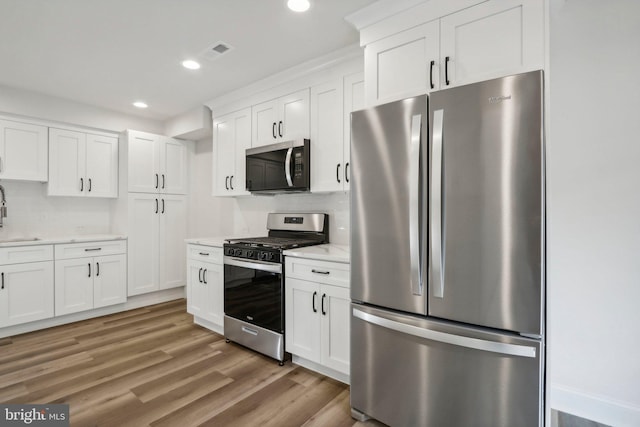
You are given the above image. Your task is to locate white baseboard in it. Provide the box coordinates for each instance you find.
[0,287,185,338]
[193,316,223,335]
[550,383,640,427]
[291,355,350,385]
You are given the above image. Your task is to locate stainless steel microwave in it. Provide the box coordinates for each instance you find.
[246,139,310,193]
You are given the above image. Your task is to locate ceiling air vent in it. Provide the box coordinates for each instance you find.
[201,41,234,61]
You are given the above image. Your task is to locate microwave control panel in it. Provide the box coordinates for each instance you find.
[294,151,303,179]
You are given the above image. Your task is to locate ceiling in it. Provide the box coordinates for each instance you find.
[0,0,375,122]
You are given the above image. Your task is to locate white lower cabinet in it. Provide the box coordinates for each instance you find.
[54,240,127,316]
[285,257,350,382]
[0,255,54,328]
[186,245,224,333]
[128,193,187,296]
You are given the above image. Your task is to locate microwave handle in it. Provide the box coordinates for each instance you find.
[285,147,294,187]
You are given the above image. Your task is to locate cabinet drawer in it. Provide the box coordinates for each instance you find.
[0,245,54,265]
[285,257,350,288]
[55,240,126,259]
[187,244,223,264]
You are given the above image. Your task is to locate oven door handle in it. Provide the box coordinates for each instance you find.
[224,256,282,274]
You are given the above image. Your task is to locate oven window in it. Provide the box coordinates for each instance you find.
[224,264,283,333]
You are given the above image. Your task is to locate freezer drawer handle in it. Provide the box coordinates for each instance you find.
[431,109,444,298]
[352,308,536,358]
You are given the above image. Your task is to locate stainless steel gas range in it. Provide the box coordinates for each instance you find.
[223,213,329,364]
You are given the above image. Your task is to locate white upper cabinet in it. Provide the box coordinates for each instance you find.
[310,79,344,193]
[252,89,309,147]
[343,71,365,192]
[127,130,188,195]
[363,0,544,106]
[0,119,48,182]
[213,108,251,196]
[48,128,118,198]
[310,71,364,193]
[365,21,439,106]
[439,0,544,88]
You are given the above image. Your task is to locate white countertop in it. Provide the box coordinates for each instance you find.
[0,234,127,248]
[283,244,350,263]
[184,237,227,248]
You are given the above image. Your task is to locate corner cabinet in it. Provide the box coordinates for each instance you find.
[310,71,364,193]
[126,130,188,195]
[186,244,224,334]
[213,108,251,196]
[252,89,310,147]
[54,240,127,316]
[48,128,119,198]
[364,0,544,106]
[0,119,48,182]
[127,193,187,296]
[285,256,350,383]
[0,245,54,328]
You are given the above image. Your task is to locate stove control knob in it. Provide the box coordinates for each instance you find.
[268,253,275,261]
[226,248,234,256]
[259,252,268,260]
[246,250,254,258]
[234,249,243,257]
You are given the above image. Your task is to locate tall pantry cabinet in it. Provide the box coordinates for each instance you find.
[112,130,190,297]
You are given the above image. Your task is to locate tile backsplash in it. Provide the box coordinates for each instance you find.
[0,181,111,239]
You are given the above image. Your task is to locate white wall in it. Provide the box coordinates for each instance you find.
[0,84,163,134]
[547,1,640,425]
[189,139,350,244]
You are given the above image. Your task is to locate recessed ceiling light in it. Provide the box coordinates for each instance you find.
[287,0,310,12]
[133,101,148,109]
[182,59,201,70]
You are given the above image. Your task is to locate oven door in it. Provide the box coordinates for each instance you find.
[223,257,283,333]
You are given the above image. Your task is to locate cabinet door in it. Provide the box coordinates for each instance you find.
[54,258,94,316]
[231,108,252,196]
[0,261,54,327]
[0,120,48,181]
[364,21,439,106]
[440,0,544,87]
[85,134,118,198]
[128,131,161,193]
[127,193,160,296]
[187,260,205,316]
[343,71,365,191]
[310,80,344,193]
[285,278,320,363]
[48,128,86,196]
[160,137,188,195]
[320,284,351,375]
[201,262,224,326]
[212,112,236,196]
[159,195,187,290]
[93,254,126,308]
[252,99,279,147]
[279,89,310,142]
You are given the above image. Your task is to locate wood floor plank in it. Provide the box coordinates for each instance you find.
[0,300,364,427]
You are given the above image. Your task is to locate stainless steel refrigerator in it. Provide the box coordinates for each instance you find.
[350,70,545,427]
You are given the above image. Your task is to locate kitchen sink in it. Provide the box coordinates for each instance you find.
[0,237,41,243]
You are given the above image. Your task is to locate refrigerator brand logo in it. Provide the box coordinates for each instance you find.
[488,95,512,103]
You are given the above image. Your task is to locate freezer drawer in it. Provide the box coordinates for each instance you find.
[351,304,543,427]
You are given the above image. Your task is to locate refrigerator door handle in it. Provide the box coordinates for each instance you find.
[409,114,422,296]
[353,308,536,358]
[431,109,444,298]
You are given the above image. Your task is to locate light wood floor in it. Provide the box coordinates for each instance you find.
[0,299,384,427]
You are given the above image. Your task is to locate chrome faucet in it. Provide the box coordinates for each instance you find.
[0,184,6,227]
